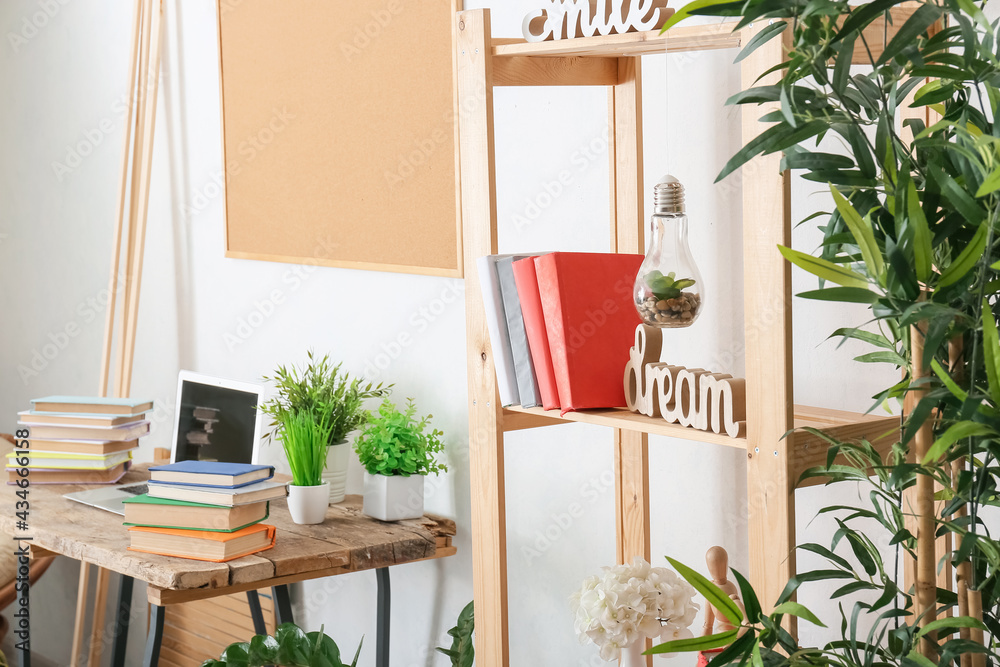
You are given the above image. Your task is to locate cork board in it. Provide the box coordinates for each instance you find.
[217,0,462,277]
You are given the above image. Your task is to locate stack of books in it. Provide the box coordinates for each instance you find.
[11,396,153,484]
[478,252,643,413]
[125,461,286,562]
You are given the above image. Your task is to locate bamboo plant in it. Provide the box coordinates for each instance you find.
[649,0,1000,664]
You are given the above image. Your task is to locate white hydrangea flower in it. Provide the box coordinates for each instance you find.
[570,557,700,662]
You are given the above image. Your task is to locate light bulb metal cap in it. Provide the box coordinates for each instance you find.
[654,176,685,215]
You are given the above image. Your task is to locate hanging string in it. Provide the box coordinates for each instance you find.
[664,36,672,177]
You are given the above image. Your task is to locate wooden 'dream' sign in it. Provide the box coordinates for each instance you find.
[624,325,747,438]
[522,0,671,42]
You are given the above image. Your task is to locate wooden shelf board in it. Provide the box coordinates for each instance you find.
[493,22,742,59]
[491,5,921,63]
[503,404,898,455]
[503,405,746,448]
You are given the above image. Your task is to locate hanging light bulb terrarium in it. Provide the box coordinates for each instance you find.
[633,175,704,328]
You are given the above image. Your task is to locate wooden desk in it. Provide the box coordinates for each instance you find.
[0,465,456,666]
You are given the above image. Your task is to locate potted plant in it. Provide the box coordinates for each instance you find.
[200,622,361,667]
[263,352,388,507]
[354,398,447,521]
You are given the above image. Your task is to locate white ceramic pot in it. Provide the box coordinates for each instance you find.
[287,482,330,524]
[321,440,350,504]
[363,472,424,521]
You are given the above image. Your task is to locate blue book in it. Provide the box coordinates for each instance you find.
[148,461,274,488]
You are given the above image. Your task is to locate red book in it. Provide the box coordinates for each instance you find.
[534,252,643,413]
[512,257,560,411]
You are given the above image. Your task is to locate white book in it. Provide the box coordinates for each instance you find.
[147,479,288,506]
[477,255,520,407]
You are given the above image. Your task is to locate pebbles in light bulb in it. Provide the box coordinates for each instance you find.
[637,293,701,327]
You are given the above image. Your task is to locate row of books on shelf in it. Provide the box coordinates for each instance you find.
[10,395,153,484]
[126,461,286,562]
[477,252,643,413]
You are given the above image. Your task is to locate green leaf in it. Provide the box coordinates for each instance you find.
[777,570,854,604]
[832,33,856,93]
[646,629,739,654]
[772,601,827,627]
[983,298,1000,404]
[930,359,969,401]
[830,327,893,350]
[878,4,944,65]
[778,246,869,288]
[938,223,988,289]
[735,21,786,63]
[905,650,939,667]
[730,568,762,624]
[717,121,827,182]
[667,557,743,625]
[830,185,884,283]
[906,180,933,283]
[797,287,878,303]
[854,351,906,365]
[976,168,1000,198]
[835,0,898,43]
[782,151,854,172]
[927,162,985,225]
[917,616,988,639]
[921,422,995,464]
[659,0,739,33]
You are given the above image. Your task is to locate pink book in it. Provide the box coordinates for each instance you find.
[512,257,560,411]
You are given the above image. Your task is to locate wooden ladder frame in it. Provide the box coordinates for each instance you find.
[457,8,911,666]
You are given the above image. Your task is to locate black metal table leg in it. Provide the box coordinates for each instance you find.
[272,584,294,625]
[143,604,165,667]
[376,568,390,667]
[110,575,134,667]
[246,590,268,635]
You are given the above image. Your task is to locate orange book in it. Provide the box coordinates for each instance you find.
[127,523,276,562]
[534,252,643,413]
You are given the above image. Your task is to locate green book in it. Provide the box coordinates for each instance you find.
[122,494,269,533]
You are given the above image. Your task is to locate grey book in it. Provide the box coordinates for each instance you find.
[497,256,542,409]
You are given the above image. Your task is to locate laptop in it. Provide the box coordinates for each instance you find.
[64,371,265,515]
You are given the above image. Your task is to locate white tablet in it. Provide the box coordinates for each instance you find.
[169,371,264,464]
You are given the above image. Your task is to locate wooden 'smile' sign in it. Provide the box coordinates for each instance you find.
[623,325,747,438]
[522,0,671,42]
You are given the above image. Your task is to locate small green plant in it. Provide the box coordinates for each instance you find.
[354,398,448,476]
[200,623,361,667]
[436,601,474,667]
[262,351,390,447]
[276,409,330,487]
[644,270,696,301]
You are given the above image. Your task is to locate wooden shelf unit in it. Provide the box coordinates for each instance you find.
[457,9,909,666]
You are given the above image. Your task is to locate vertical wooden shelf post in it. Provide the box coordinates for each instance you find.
[739,22,796,618]
[609,57,651,570]
[610,56,651,666]
[457,10,509,667]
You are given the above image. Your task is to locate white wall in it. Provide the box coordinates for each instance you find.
[1,0,913,665]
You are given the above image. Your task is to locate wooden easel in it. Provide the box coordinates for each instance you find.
[70,0,163,664]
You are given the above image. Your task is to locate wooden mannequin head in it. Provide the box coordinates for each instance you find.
[706,546,729,582]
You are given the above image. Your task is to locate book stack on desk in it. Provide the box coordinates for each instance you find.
[10,396,153,484]
[125,461,285,562]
